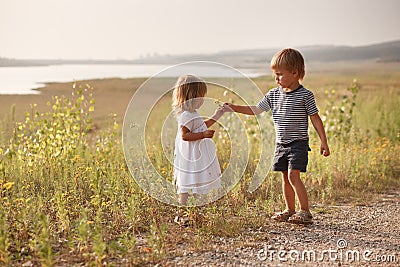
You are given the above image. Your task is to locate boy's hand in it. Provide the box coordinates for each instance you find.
[320,143,330,157]
[222,103,234,112]
[203,129,215,138]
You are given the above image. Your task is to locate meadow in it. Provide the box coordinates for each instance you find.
[0,62,399,266]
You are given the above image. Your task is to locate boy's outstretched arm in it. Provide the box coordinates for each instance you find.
[223,103,264,115]
[310,113,330,157]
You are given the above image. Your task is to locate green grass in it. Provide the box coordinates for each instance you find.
[0,65,399,265]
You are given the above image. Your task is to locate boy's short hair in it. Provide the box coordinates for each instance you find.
[271,48,305,80]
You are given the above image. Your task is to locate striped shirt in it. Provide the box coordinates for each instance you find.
[257,86,318,144]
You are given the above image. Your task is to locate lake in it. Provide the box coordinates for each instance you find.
[0,63,263,94]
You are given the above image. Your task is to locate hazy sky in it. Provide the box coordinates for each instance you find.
[1,0,399,60]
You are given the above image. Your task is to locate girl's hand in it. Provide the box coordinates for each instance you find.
[215,106,225,116]
[209,106,225,122]
[203,129,215,138]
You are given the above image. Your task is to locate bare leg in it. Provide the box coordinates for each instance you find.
[282,171,296,212]
[179,193,189,206]
[287,169,309,211]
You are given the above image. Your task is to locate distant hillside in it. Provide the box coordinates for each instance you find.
[300,40,400,62]
[1,40,399,68]
[132,40,400,67]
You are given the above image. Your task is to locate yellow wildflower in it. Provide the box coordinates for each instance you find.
[3,182,15,190]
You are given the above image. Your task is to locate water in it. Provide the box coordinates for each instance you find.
[0,63,262,95]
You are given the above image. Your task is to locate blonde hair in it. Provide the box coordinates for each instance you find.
[172,75,207,114]
[271,48,305,80]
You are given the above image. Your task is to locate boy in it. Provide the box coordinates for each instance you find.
[223,48,330,224]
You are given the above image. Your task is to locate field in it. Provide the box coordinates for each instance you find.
[0,62,399,266]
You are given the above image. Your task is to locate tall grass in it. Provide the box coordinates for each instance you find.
[310,81,399,201]
[0,78,399,265]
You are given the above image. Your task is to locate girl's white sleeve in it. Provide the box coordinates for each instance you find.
[179,111,195,131]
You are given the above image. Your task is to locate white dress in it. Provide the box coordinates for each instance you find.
[174,110,222,194]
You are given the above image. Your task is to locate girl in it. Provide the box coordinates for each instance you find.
[172,75,224,206]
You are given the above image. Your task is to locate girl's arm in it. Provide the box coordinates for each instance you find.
[223,103,264,115]
[310,113,330,157]
[181,126,214,141]
[204,106,224,128]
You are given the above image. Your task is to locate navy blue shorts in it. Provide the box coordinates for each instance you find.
[272,140,310,172]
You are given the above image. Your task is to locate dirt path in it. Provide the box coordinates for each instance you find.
[163,192,399,266]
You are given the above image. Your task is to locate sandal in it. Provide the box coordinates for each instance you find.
[288,210,313,225]
[271,209,296,222]
[174,211,190,227]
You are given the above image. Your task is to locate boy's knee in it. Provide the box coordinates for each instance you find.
[289,169,301,176]
[288,170,301,183]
